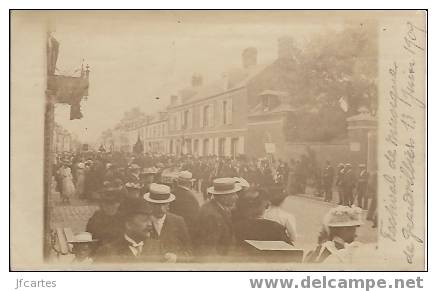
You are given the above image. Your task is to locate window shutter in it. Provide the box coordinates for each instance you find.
[209,103,214,127]
[237,136,245,154]
[227,98,233,125]
[218,100,224,125]
[188,108,192,129]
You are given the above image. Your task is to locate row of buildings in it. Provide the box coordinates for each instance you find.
[53,123,81,154]
[100,36,376,167]
[101,37,300,159]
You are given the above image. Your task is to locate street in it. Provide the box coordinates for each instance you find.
[50,190,377,253]
[282,195,377,250]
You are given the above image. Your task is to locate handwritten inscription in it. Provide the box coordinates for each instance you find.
[381,20,425,265]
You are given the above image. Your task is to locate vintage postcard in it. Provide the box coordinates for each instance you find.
[10,10,427,270]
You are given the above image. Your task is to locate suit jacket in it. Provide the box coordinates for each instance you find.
[195,199,235,258]
[94,236,160,263]
[171,185,200,235]
[323,166,334,186]
[150,212,192,261]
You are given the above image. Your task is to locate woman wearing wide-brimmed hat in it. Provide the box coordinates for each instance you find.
[305,205,365,264]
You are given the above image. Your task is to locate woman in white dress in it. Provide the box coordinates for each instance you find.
[59,161,76,204]
[263,186,298,245]
[75,162,86,199]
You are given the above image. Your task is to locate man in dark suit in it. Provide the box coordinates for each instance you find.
[94,199,160,263]
[171,171,200,237]
[322,160,334,202]
[356,164,369,209]
[125,164,141,183]
[144,183,192,262]
[342,163,356,206]
[195,178,241,260]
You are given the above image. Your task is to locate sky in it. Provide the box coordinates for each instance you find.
[51,11,347,144]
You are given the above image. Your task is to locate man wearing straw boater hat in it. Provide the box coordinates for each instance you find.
[171,171,200,237]
[195,177,242,259]
[144,183,192,262]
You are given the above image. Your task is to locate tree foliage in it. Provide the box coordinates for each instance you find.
[284,21,377,142]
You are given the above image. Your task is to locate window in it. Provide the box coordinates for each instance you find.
[222,100,227,124]
[193,139,199,155]
[183,110,189,129]
[203,105,209,127]
[218,138,226,157]
[231,137,238,158]
[203,139,209,156]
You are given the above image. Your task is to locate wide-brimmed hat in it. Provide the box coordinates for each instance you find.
[323,205,363,228]
[207,178,242,195]
[144,183,175,204]
[68,232,98,244]
[359,164,366,168]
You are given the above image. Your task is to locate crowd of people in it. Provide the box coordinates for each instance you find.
[52,150,378,265]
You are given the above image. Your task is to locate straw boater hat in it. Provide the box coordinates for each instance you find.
[178,171,195,182]
[323,205,363,228]
[125,182,142,189]
[68,232,98,244]
[233,177,250,190]
[144,183,176,204]
[141,167,158,175]
[207,178,242,195]
[129,163,141,170]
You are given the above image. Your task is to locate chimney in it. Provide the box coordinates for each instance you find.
[191,74,203,87]
[278,36,295,60]
[242,47,257,68]
[170,95,179,107]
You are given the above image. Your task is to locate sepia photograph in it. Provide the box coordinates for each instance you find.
[10,10,427,271]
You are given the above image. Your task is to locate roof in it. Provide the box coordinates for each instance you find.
[176,63,269,107]
[249,102,298,117]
